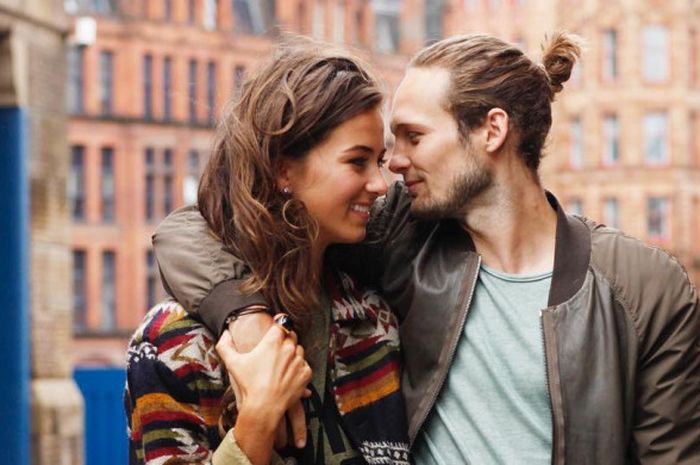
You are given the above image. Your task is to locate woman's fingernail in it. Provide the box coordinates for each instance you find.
[296,438,306,448]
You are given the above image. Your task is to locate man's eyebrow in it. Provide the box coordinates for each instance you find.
[389,122,405,134]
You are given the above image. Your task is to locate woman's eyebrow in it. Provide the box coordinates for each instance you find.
[342,145,374,154]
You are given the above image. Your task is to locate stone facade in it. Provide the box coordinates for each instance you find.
[0,1,83,464]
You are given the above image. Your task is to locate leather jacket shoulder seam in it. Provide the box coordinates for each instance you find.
[589,236,644,344]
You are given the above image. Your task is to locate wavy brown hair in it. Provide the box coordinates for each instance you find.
[198,36,383,331]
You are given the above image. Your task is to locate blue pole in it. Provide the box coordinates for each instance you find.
[0,106,30,465]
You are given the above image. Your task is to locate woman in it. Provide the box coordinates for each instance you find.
[125,37,410,465]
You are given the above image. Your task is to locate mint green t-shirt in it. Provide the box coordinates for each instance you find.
[413,264,553,465]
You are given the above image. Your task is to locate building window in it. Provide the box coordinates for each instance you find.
[93,0,118,16]
[374,0,400,53]
[99,50,114,115]
[204,0,217,29]
[644,111,669,165]
[73,250,87,333]
[570,117,584,168]
[691,28,698,86]
[188,0,196,23]
[602,29,618,82]
[164,0,172,21]
[298,0,307,33]
[333,1,345,43]
[312,0,326,38]
[602,198,619,229]
[643,25,669,82]
[69,145,86,221]
[163,56,172,121]
[233,0,254,32]
[143,54,153,120]
[146,250,157,310]
[67,45,85,113]
[145,148,155,221]
[425,0,443,45]
[353,8,365,45]
[163,149,174,215]
[568,197,583,216]
[207,61,217,124]
[647,196,669,239]
[233,0,267,34]
[602,114,620,165]
[233,64,246,98]
[691,111,698,166]
[101,147,115,222]
[101,250,116,331]
[189,59,198,123]
[184,149,200,204]
[571,60,582,85]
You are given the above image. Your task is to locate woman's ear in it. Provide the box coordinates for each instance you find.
[274,157,292,193]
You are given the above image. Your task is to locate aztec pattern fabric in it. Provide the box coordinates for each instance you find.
[327,270,411,465]
[125,280,410,465]
[125,301,226,465]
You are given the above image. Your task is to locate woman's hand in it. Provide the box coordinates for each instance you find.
[224,312,310,450]
[216,326,312,465]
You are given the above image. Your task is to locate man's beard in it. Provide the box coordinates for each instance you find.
[410,165,493,220]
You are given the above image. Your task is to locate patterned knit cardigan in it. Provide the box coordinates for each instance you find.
[125,276,409,465]
[125,301,227,465]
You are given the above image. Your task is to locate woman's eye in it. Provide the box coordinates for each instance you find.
[350,157,367,167]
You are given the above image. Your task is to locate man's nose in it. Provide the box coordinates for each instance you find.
[389,152,410,174]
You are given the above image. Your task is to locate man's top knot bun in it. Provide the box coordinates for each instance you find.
[541,31,583,96]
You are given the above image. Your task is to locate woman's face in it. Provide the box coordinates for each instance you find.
[280,107,388,249]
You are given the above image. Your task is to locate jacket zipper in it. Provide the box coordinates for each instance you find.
[540,308,564,465]
[409,255,481,446]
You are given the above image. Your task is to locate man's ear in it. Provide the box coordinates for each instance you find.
[483,108,509,154]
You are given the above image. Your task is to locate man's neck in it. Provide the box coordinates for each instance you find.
[460,178,557,276]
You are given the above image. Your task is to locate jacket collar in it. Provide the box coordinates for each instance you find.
[546,191,591,307]
[440,191,591,307]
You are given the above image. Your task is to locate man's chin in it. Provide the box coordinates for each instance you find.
[410,199,445,221]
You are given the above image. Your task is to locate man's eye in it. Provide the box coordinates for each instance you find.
[407,132,421,144]
[378,156,387,167]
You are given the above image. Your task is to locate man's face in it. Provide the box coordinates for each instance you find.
[389,66,492,220]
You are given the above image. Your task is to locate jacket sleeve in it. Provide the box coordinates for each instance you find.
[125,305,286,465]
[631,252,700,464]
[152,205,267,335]
[154,184,416,335]
[213,430,286,465]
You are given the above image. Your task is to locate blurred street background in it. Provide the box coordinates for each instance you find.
[1,0,699,463]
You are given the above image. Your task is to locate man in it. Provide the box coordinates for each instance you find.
[154,32,699,464]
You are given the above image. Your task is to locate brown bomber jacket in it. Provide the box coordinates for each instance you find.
[153,183,700,465]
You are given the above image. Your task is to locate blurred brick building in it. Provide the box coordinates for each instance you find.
[445,0,700,287]
[68,0,700,367]
[1,1,83,464]
[66,0,410,365]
